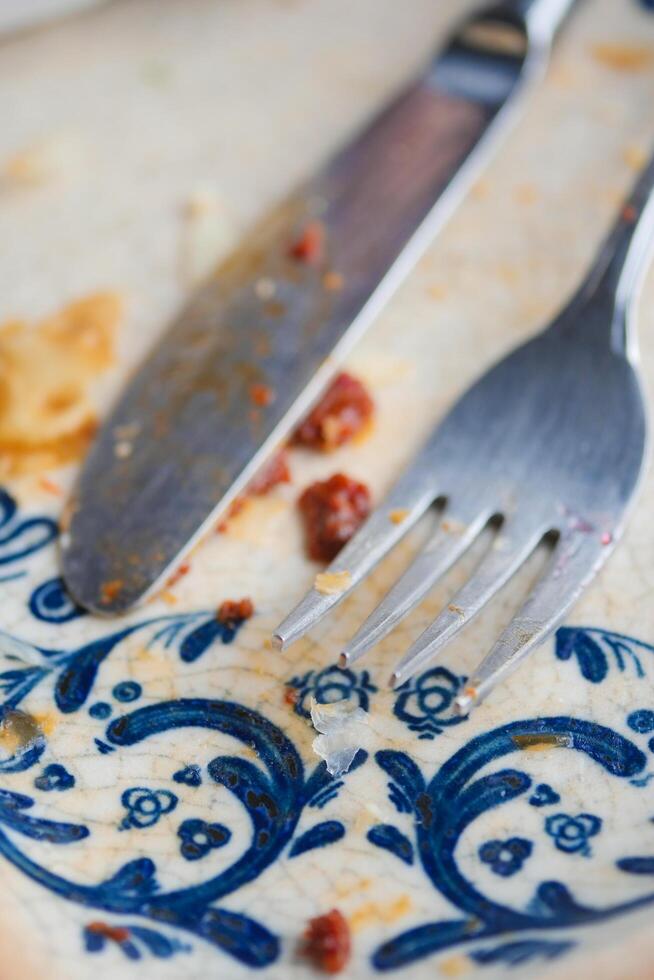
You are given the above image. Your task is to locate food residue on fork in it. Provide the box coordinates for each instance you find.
[389,508,409,525]
[310,697,369,777]
[100,579,124,605]
[293,372,374,451]
[299,908,351,974]
[298,473,371,562]
[217,597,254,628]
[0,292,122,478]
[314,570,352,596]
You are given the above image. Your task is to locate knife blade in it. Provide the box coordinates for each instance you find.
[62,0,577,615]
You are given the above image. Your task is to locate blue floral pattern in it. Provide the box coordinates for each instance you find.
[285,664,377,719]
[393,666,467,739]
[119,788,178,831]
[478,837,533,877]
[545,812,602,857]
[178,819,231,861]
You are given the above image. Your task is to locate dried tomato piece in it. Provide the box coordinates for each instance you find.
[300,909,351,974]
[217,597,254,627]
[293,372,373,451]
[289,221,325,264]
[298,473,371,562]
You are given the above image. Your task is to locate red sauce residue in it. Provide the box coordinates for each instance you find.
[283,686,298,707]
[289,221,325,264]
[166,561,191,588]
[250,382,275,407]
[217,597,254,627]
[86,922,130,943]
[293,373,374,451]
[216,449,290,532]
[623,203,637,223]
[298,473,371,562]
[300,908,351,974]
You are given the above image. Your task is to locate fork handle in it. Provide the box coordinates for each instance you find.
[564,149,654,356]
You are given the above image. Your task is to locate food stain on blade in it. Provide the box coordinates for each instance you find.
[0,292,122,478]
[310,697,370,777]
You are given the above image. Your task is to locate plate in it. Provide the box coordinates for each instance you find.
[1,1,654,978]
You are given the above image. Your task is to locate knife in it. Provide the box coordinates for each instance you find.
[62,0,577,615]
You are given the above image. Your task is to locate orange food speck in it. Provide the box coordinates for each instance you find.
[623,204,637,223]
[38,476,62,495]
[299,908,351,974]
[284,687,298,707]
[590,43,654,73]
[100,579,123,604]
[289,221,325,264]
[166,561,191,588]
[217,597,254,626]
[216,449,290,533]
[323,270,344,292]
[249,383,275,407]
[87,922,130,943]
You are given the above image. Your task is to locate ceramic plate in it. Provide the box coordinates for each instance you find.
[1,1,654,978]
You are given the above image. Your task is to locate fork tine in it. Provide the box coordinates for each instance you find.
[272,470,438,650]
[454,531,608,715]
[340,506,490,667]
[389,518,548,688]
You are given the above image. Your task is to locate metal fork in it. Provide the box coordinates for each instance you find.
[273,150,654,715]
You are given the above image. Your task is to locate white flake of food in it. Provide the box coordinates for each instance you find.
[310,697,369,777]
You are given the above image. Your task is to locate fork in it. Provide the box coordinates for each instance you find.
[273,150,654,715]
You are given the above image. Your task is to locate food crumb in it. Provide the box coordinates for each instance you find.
[284,687,298,707]
[166,561,191,588]
[217,449,290,532]
[114,440,133,459]
[3,132,85,185]
[323,270,344,292]
[514,183,538,205]
[314,570,352,596]
[249,383,275,407]
[86,922,131,944]
[38,476,62,496]
[590,42,654,73]
[389,508,409,525]
[624,144,648,172]
[448,604,465,617]
[299,473,371,562]
[100,580,123,604]
[289,221,325,264]
[299,908,351,974]
[294,373,374,451]
[217,597,254,628]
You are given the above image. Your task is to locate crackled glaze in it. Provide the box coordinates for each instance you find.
[1,1,654,978]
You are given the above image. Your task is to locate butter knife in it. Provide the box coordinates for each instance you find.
[62,0,577,615]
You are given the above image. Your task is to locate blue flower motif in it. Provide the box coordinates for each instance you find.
[113,681,142,703]
[529,783,560,808]
[627,709,654,734]
[286,665,377,719]
[393,667,467,739]
[177,818,231,861]
[173,764,202,787]
[34,763,75,792]
[545,812,602,857]
[478,837,533,877]
[120,788,178,830]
